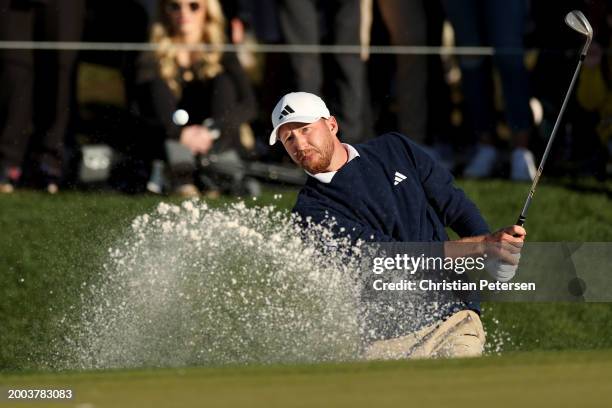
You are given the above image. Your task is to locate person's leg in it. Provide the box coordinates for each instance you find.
[364,310,485,360]
[377,0,427,144]
[277,0,322,93]
[364,326,429,360]
[328,0,365,143]
[0,0,35,188]
[411,310,485,358]
[442,0,498,178]
[484,0,535,181]
[207,72,253,194]
[100,108,168,194]
[424,0,455,170]
[442,0,495,138]
[485,0,532,141]
[208,72,244,153]
[33,0,85,185]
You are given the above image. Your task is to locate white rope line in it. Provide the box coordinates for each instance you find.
[0,41,505,56]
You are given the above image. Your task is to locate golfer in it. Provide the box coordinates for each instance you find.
[270,92,526,360]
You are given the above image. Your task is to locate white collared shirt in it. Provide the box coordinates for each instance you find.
[305,143,360,184]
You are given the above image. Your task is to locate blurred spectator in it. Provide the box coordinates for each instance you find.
[376,0,428,144]
[79,1,151,114]
[529,0,588,176]
[442,0,535,180]
[137,0,159,18]
[236,0,295,162]
[129,0,257,196]
[576,5,612,176]
[245,0,285,113]
[277,0,366,143]
[219,1,259,76]
[0,0,85,193]
[529,0,610,178]
[246,0,282,44]
[220,0,250,44]
[423,0,456,168]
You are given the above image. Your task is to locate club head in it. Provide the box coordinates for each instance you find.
[565,10,593,56]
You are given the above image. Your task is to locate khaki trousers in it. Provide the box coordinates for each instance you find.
[364,310,485,360]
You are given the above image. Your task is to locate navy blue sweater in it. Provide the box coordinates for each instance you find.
[293,133,488,338]
[293,132,490,242]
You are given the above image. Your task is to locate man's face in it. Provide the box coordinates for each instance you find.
[278,118,337,174]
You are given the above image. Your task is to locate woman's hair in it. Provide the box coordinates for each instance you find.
[151,0,226,95]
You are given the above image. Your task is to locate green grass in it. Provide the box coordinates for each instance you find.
[1,350,611,407]
[455,179,612,240]
[1,180,612,373]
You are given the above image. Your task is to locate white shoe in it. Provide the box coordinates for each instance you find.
[511,148,537,181]
[463,144,497,178]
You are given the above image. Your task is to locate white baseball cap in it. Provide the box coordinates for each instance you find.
[269,92,331,145]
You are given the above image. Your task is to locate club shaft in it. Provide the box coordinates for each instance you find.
[516,56,585,227]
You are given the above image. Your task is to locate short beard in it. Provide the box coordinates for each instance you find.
[297,139,333,174]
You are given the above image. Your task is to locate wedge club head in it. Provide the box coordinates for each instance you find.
[565,10,593,57]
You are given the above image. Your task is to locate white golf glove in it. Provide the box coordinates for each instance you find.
[484,253,520,282]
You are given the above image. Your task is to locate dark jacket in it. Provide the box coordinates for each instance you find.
[293,132,490,243]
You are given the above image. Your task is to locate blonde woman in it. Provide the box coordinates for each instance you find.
[132,0,256,195]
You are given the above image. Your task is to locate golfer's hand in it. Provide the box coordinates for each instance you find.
[180,125,214,154]
[483,225,526,282]
[484,226,525,259]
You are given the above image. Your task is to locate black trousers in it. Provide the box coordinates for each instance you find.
[0,0,84,178]
[277,0,365,143]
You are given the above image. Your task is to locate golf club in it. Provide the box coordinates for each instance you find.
[516,10,593,227]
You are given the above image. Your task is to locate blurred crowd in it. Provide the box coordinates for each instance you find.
[0,0,610,196]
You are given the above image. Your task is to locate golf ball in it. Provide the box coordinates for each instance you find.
[172,109,189,126]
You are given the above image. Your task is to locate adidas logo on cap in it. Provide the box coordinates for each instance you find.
[278,104,295,120]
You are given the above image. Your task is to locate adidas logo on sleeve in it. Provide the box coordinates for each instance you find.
[393,171,407,186]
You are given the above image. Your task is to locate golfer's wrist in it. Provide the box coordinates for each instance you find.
[444,240,486,258]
